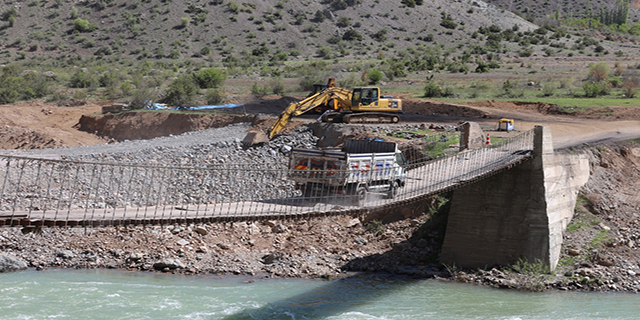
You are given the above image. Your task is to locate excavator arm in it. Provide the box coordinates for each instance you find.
[268,87,352,138]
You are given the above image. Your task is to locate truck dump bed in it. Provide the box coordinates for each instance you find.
[289,139,403,188]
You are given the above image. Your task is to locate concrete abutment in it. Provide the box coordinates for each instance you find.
[441,126,590,271]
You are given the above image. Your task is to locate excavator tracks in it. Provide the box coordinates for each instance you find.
[322,112,400,124]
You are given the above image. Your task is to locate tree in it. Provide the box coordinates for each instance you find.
[193,68,227,89]
[161,75,199,106]
[622,77,639,98]
[588,62,610,83]
[367,69,383,84]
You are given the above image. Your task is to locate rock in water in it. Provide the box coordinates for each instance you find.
[0,254,28,273]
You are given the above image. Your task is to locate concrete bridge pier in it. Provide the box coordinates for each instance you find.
[440,126,590,271]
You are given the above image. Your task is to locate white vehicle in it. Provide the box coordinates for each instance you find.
[289,139,407,205]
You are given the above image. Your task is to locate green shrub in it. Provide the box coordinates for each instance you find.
[588,62,610,82]
[73,18,97,33]
[69,70,95,88]
[582,82,609,97]
[192,67,227,89]
[161,75,199,106]
[440,12,457,29]
[518,48,533,57]
[342,29,363,41]
[120,81,132,96]
[474,61,490,73]
[316,47,331,59]
[168,49,180,59]
[270,76,285,95]
[542,83,555,97]
[180,17,190,28]
[206,88,226,105]
[98,71,119,88]
[313,10,326,22]
[367,69,383,84]
[622,78,639,98]
[251,82,270,99]
[337,16,351,27]
[129,85,155,110]
[423,81,443,97]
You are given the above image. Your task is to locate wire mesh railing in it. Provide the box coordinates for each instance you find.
[0,128,535,227]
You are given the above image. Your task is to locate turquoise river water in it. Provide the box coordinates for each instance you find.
[2,269,640,319]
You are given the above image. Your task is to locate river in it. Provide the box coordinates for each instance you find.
[1,269,640,319]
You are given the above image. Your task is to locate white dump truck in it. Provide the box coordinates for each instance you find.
[289,139,407,205]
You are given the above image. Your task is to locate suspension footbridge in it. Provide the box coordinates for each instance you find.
[0,127,536,227]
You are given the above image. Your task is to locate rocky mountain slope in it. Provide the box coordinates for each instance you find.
[484,0,640,24]
[1,0,538,64]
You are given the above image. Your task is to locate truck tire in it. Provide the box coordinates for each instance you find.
[387,181,399,199]
[355,185,367,206]
[303,186,314,198]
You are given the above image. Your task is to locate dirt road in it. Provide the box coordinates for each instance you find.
[460,101,640,149]
[1,98,639,150]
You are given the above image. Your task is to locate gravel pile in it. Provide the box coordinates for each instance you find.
[0,121,457,213]
[0,123,323,212]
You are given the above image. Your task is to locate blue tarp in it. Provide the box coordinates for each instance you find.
[143,101,243,111]
[180,103,242,110]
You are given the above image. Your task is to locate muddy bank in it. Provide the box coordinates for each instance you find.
[76,112,257,142]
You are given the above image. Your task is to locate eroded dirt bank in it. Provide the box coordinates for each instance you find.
[77,112,257,142]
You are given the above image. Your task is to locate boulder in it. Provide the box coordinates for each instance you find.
[242,131,269,147]
[153,258,185,270]
[56,249,75,260]
[0,254,28,273]
[194,226,208,235]
[261,253,282,265]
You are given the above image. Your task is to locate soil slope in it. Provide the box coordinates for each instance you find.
[0,102,105,148]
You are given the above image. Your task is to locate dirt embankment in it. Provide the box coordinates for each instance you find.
[0,101,105,149]
[468,100,640,120]
[77,112,259,142]
[401,98,491,118]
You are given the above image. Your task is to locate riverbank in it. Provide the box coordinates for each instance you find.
[3,142,640,293]
[0,210,448,279]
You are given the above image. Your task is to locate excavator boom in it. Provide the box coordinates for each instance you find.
[268,87,352,138]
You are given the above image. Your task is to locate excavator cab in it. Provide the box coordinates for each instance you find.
[352,88,379,106]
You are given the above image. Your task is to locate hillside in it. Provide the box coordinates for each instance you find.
[484,0,640,24]
[0,0,539,64]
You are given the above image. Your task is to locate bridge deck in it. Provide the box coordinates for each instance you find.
[0,130,534,227]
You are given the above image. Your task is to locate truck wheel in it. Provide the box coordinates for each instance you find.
[387,181,399,199]
[355,185,367,206]
[303,185,314,198]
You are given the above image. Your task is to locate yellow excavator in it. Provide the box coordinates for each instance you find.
[268,78,402,138]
